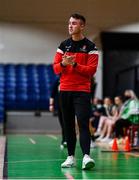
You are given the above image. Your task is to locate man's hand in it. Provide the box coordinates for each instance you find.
[61,54,76,66]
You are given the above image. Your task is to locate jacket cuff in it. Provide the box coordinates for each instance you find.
[73,62,77,68]
[60,62,66,67]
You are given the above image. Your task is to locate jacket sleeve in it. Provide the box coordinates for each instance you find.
[74,50,99,77]
[121,100,136,119]
[128,100,139,115]
[53,39,68,75]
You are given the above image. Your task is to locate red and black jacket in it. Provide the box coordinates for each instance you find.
[53,37,99,92]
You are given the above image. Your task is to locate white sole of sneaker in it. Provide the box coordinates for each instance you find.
[61,164,76,168]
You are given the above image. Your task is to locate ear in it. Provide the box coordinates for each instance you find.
[81,24,85,30]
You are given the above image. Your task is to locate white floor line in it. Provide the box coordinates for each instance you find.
[0,136,6,179]
[6,156,130,164]
[6,159,65,164]
[46,135,58,140]
[29,138,36,144]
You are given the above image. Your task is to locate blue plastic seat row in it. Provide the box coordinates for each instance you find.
[0,63,56,122]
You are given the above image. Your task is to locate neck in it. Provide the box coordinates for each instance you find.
[71,34,84,41]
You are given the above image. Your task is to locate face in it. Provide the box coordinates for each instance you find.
[124,91,132,101]
[124,91,130,97]
[114,97,122,105]
[93,97,99,105]
[104,98,111,106]
[68,17,84,35]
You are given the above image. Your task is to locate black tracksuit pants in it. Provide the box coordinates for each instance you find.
[60,91,91,156]
[57,100,66,144]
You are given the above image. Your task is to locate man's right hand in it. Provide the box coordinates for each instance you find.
[61,54,76,66]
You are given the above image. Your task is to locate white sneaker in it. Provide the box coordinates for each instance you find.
[90,141,96,148]
[100,137,112,143]
[61,156,76,168]
[95,135,104,142]
[94,131,101,136]
[82,154,95,170]
[60,142,67,149]
[63,142,67,147]
[60,144,64,149]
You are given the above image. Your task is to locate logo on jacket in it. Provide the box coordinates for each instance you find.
[65,45,71,51]
[80,45,87,52]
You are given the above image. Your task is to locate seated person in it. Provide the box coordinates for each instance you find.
[94,97,115,138]
[95,96,123,142]
[89,97,106,145]
[109,89,139,145]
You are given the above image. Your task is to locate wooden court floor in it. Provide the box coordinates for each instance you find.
[3,134,139,179]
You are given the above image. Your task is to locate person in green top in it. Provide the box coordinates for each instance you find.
[114,89,139,138]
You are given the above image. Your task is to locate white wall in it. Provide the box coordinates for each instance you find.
[0,22,67,64]
[108,22,139,33]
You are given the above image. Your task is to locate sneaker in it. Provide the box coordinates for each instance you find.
[94,131,101,137]
[100,137,112,143]
[60,144,64,149]
[63,141,67,147]
[60,142,67,149]
[82,154,95,170]
[61,156,76,168]
[95,135,104,142]
[90,140,96,148]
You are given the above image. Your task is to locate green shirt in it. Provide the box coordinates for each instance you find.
[121,99,139,124]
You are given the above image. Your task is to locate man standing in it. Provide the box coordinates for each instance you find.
[53,13,99,170]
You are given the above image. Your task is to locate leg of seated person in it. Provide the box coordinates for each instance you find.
[95,116,107,135]
[96,118,110,141]
[106,120,114,138]
[101,123,108,138]
[98,119,113,142]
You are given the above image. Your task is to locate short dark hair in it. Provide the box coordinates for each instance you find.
[70,13,86,25]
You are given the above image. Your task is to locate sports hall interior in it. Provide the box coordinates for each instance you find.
[0,0,139,179]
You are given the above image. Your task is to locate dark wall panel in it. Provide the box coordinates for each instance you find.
[116,68,135,95]
[101,32,139,98]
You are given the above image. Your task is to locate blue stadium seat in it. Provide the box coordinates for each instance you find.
[0,63,56,112]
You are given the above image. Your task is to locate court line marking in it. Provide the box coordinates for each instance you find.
[6,171,139,178]
[7,176,70,179]
[6,155,138,164]
[0,136,6,179]
[29,138,36,144]
[46,135,58,140]
[6,159,66,164]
